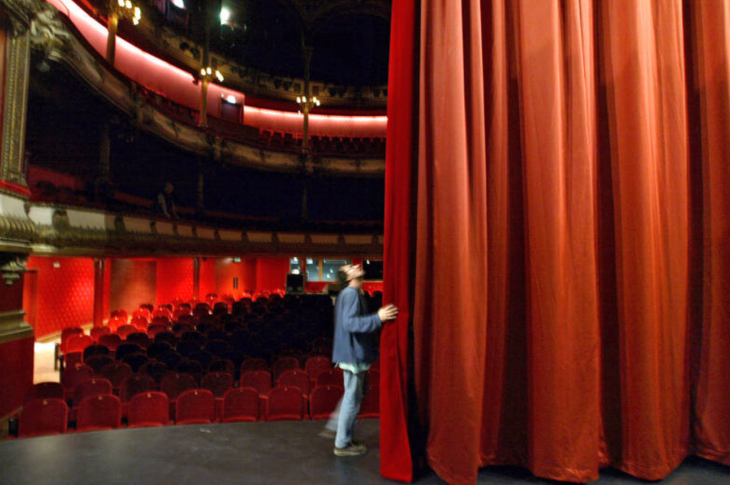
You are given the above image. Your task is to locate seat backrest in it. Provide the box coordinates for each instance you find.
[146,341,173,359]
[61,327,84,352]
[316,368,344,388]
[128,392,169,427]
[108,316,128,332]
[100,362,133,389]
[240,358,269,373]
[119,375,156,403]
[84,355,115,374]
[73,378,112,407]
[90,326,111,342]
[116,325,137,339]
[201,372,233,398]
[130,316,149,331]
[310,385,344,420]
[122,353,149,373]
[126,332,150,348]
[367,369,380,388]
[154,331,177,346]
[19,399,68,437]
[76,394,122,431]
[240,370,272,397]
[273,357,300,380]
[83,344,110,361]
[61,364,94,392]
[24,382,64,403]
[66,334,93,354]
[175,389,215,425]
[115,343,143,361]
[152,308,173,320]
[222,388,260,422]
[305,356,332,380]
[98,333,122,351]
[265,386,304,421]
[277,370,311,396]
[160,373,197,400]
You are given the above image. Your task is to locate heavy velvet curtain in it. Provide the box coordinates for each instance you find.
[381,1,730,484]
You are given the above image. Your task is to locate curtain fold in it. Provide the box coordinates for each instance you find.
[382,0,730,484]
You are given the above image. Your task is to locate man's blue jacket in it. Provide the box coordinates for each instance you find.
[331,286,382,365]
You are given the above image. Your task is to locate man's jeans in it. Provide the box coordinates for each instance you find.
[330,369,365,448]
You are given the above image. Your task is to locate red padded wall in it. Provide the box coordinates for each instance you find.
[110,259,157,313]
[255,258,290,293]
[0,336,34,418]
[25,256,95,338]
[156,258,193,304]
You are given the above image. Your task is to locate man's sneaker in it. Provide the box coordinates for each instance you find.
[333,441,368,456]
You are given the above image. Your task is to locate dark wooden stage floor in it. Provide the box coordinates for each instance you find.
[1,419,728,485]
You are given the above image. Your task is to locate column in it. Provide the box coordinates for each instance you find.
[93,258,106,328]
[192,257,201,299]
[0,0,37,421]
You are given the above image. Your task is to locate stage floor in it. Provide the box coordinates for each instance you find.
[1,419,728,485]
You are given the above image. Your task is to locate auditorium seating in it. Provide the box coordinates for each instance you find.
[16,294,380,438]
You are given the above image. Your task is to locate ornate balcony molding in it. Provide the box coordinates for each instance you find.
[11,202,384,258]
[30,4,385,176]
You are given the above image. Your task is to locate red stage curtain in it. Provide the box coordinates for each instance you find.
[382,0,730,484]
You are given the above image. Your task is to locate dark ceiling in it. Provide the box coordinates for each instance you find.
[178,0,391,86]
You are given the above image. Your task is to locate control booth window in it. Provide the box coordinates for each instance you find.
[322,259,350,282]
[290,257,352,281]
[363,259,383,281]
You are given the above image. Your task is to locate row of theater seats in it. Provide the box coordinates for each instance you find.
[14,295,379,438]
[256,130,386,158]
[17,372,379,438]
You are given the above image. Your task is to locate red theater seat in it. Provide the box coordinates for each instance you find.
[19,399,68,438]
[61,364,94,398]
[202,372,233,420]
[278,369,311,397]
[98,333,122,352]
[175,389,215,425]
[265,386,304,421]
[222,388,260,423]
[24,382,64,403]
[161,373,197,420]
[76,394,122,432]
[108,316,127,332]
[240,358,268,373]
[273,356,300,380]
[66,334,93,355]
[120,375,156,417]
[90,326,111,342]
[128,392,169,428]
[73,378,112,408]
[116,325,137,339]
[358,387,379,419]
[240,370,272,398]
[315,368,344,388]
[85,355,114,375]
[100,362,133,393]
[310,385,344,420]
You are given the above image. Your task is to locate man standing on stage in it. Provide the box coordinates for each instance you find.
[331,264,398,456]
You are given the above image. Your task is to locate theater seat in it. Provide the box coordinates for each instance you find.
[265,386,304,421]
[19,399,68,438]
[128,392,169,428]
[240,370,272,398]
[76,394,122,432]
[358,387,379,419]
[24,382,64,403]
[309,385,344,420]
[175,389,215,425]
[222,388,260,423]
